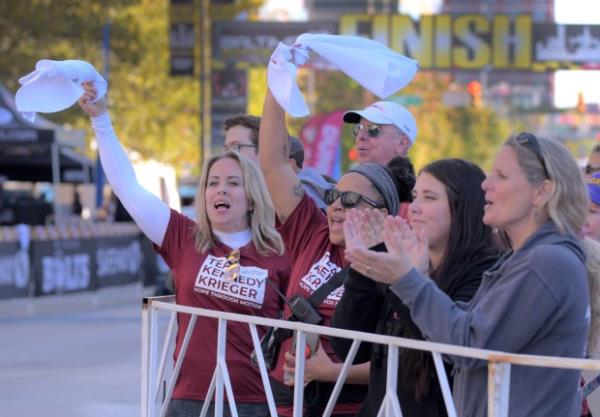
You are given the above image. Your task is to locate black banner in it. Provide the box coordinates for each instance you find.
[212,21,338,66]
[95,236,143,288]
[31,239,96,296]
[0,242,30,300]
[140,237,170,287]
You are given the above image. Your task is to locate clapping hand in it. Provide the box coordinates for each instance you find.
[343,208,385,250]
[383,216,429,274]
[78,82,107,117]
[344,211,429,284]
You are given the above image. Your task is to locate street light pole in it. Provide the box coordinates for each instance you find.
[198,0,212,165]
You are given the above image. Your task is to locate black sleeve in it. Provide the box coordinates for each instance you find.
[330,243,387,363]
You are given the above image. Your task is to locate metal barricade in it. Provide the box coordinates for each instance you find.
[141,295,600,417]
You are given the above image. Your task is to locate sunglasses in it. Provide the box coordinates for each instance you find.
[224,249,240,281]
[585,164,600,176]
[352,123,395,139]
[516,132,550,179]
[324,189,385,209]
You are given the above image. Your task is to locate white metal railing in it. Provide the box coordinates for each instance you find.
[141,296,600,417]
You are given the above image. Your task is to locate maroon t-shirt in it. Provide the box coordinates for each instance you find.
[272,195,361,416]
[157,209,290,402]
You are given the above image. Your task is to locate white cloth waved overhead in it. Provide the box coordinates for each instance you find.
[16,59,107,118]
[267,33,419,117]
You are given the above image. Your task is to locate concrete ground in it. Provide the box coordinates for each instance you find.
[0,284,153,417]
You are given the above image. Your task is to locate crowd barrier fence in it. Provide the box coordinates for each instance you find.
[141,296,600,417]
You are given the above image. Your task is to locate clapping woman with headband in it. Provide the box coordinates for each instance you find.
[345,133,590,417]
[259,87,403,417]
[79,84,290,417]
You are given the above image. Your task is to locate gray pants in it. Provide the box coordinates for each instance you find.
[166,399,269,417]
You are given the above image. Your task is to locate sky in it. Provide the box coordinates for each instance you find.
[553,0,600,107]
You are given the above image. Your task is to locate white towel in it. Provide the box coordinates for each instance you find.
[267,34,419,117]
[16,59,107,119]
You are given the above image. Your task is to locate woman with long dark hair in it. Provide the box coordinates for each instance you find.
[332,158,499,417]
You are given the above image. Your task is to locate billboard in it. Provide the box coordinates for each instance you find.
[339,14,600,70]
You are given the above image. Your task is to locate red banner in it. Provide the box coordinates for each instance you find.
[300,110,345,178]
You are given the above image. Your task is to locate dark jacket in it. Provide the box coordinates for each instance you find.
[331,247,498,417]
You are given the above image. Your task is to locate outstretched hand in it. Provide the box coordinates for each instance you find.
[78,82,107,117]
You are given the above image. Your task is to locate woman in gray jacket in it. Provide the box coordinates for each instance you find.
[344,133,590,417]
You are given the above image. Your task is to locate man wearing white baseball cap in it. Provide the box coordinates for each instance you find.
[343,101,417,165]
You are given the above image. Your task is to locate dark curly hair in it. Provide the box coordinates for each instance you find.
[386,156,416,203]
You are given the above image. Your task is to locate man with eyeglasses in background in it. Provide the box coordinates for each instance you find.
[584,144,600,180]
[223,114,261,164]
[223,114,333,208]
[343,101,417,165]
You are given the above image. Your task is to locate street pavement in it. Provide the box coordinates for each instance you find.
[0,284,154,417]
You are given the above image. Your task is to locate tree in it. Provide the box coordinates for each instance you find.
[0,0,200,172]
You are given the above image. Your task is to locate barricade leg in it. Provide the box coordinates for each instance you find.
[488,360,511,417]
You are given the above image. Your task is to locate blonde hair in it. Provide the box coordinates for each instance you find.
[505,134,588,236]
[583,238,600,358]
[194,151,284,256]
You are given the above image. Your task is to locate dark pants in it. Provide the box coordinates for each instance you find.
[166,399,269,417]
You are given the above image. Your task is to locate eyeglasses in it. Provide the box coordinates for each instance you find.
[324,188,385,209]
[224,249,240,281]
[516,132,550,179]
[585,164,600,176]
[225,143,258,153]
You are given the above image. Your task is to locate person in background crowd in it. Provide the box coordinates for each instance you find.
[223,114,261,164]
[583,172,600,241]
[585,144,600,179]
[223,113,333,208]
[333,159,499,417]
[581,237,600,417]
[345,133,589,417]
[79,84,290,417]
[288,135,335,210]
[259,87,403,417]
[386,155,415,219]
[343,101,417,165]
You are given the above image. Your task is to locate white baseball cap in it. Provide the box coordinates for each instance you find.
[343,101,417,144]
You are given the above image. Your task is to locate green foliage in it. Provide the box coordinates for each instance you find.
[0,0,200,172]
[400,72,511,171]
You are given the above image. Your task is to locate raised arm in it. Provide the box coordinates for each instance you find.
[79,84,170,246]
[259,89,304,223]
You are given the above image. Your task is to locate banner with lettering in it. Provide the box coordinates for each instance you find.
[0,241,30,299]
[31,239,96,296]
[95,237,143,288]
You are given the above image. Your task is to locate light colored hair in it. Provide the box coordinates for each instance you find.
[583,237,600,358]
[505,134,588,236]
[194,151,284,256]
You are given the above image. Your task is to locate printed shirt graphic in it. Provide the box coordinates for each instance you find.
[156,209,290,402]
[273,195,359,417]
[194,254,268,309]
[298,251,343,306]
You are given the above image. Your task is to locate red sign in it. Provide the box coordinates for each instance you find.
[300,110,345,177]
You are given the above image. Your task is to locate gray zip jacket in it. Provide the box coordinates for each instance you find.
[391,222,589,417]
